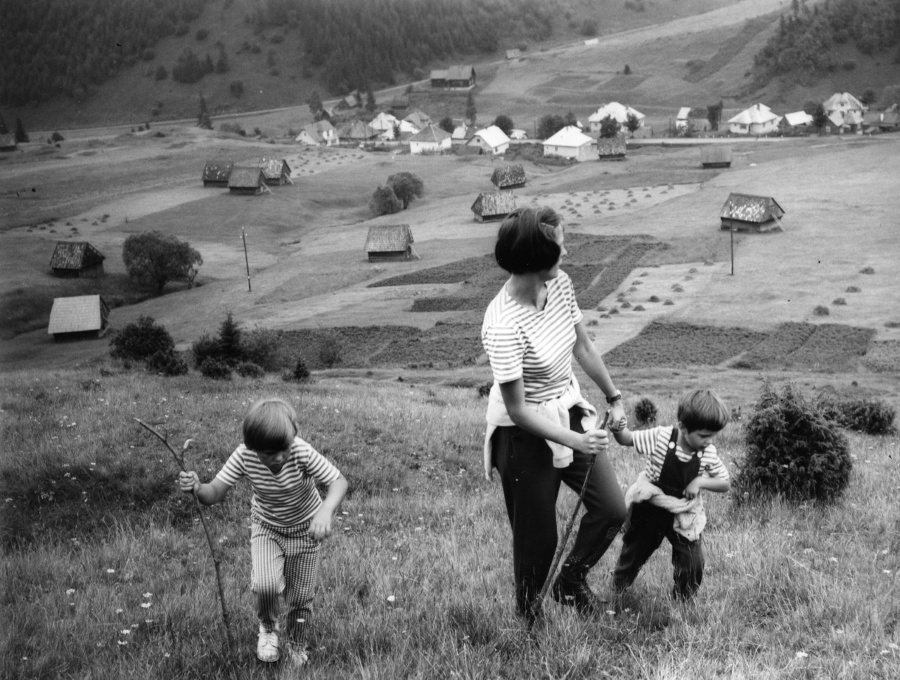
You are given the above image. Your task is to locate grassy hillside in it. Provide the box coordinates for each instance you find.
[2,366,899,678]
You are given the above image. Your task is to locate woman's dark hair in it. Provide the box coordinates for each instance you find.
[494,207,562,274]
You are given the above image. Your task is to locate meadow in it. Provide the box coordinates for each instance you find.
[2,365,899,679]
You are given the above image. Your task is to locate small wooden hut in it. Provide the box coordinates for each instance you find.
[720,193,785,232]
[597,134,627,160]
[47,295,110,340]
[202,160,234,187]
[701,145,732,168]
[49,241,106,278]
[0,133,17,151]
[364,225,416,262]
[258,158,292,185]
[471,192,517,222]
[228,167,269,195]
[491,164,526,190]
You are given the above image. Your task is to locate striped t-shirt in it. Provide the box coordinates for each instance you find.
[632,425,730,485]
[215,436,341,528]
[481,270,583,404]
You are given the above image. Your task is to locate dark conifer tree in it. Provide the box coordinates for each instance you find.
[465,91,476,124]
[14,118,29,143]
[198,94,212,129]
[0,113,8,134]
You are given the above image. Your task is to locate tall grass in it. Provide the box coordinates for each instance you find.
[2,367,899,679]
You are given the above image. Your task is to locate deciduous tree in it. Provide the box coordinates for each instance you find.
[599,115,621,138]
[369,185,402,216]
[387,172,424,209]
[493,114,514,136]
[123,231,203,295]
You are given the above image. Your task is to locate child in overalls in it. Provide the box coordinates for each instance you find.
[610,389,731,599]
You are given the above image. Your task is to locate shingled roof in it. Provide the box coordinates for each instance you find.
[471,192,517,221]
[47,295,110,336]
[202,160,234,185]
[364,224,414,253]
[228,166,265,192]
[490,164,526,189]
[49,241,105,272]
[720,193,784,231]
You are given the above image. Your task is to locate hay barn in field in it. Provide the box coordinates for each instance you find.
[47,295,110,340]
[720,193,785,232]
[202,161,234,187]
[430,65,476,89]
[701,145,732,168]
[228,167,268,195]
[49,241,106,278]
[491,164,526,190]
[258,158,292,185]
[471,192,517,222]
[364,224,416,262]
[597,134,627,160]
[0,133,17,151]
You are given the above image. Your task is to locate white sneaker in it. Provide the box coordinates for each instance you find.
[256,626,280,663]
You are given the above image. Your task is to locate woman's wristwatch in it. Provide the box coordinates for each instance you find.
[605,392,622,405]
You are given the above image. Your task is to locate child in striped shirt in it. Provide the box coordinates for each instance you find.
[610,389,730,600]
[179,397,348,667]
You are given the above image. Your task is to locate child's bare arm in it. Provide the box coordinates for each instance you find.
[683,475,730,499]
[611,424,635,447]
[309,473,349,542]
[178,471,230,506]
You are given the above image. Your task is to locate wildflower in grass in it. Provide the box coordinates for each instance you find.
[143,592,152,598]
[795,651,808,659]
[117,640,128,646]
[386,595,396,603]
[66,588,75,595]
[107,569,115,574]
[115,608,123,614]
[141,602,152,608]
[120,629,131,635]
[885,570,892,574]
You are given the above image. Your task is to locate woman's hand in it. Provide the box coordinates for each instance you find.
[578,427,609,455]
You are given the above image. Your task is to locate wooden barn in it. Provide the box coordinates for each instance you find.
[491,164,526,190]
[597,134,627,160]
[701,145,732,168]
[228,167,268,195]
[720,193,785,232]
[429,65,476,89]
[364,225,416,262]
[202,160,234,187]
[0,133,17,151]
[47,295,110,340]
[258,158,292,185]
[49,241,106,278]
[471,192,517,222]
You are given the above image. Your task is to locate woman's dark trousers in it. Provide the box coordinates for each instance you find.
[492,408,626,620]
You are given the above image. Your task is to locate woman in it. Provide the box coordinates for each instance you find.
[481,206,627,627]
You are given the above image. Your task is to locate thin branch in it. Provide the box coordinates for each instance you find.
[134,417,236,652]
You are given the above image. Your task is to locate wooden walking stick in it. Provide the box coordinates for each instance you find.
[535,409,611,610]
[134,418,236,651]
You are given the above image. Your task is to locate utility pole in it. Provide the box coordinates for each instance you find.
[242,228,252,291]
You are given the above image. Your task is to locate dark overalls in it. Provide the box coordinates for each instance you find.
[612,427,705,599]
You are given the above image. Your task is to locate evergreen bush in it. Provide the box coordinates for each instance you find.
[734,382,852,504]
[191,334,221,369]
[200,358,232,380]
[816,394,896,435]
[146,349,189,376]
[110,316,174,362]
[284,356,310,383]
[236,361,265,378]
[633,397,658,426]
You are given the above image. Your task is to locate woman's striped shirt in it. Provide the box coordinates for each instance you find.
[632,425,729,484]
[215,436,341,528]
[481,270,582,404]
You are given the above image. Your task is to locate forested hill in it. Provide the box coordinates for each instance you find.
[751,0,900,87]
[0,0,566,107]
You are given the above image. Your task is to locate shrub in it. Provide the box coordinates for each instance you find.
[191,334,221,368]
[633,397,658,426]
[236,361,265,378]
[284,356,310,382]
[816,394,896,435]
[832,297,846,306]
[319,338,343,368]
[813,305,829,316]
[860,267,875,275]
[200,358,232,380]
[733,382,852,504]
[146,349,189,376]
[241,328,280,370]
[846,286,860,293]
[110,316,175,362]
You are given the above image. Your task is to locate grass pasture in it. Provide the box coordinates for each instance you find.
[2,368,899,679]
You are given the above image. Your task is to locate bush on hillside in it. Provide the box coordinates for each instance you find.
[236,361,265,378]
[200,358,232,380]
[633,397,658,426]
[816,394,896,435]
[191,314,278,371]
[146,349,189,376]
[284,356,311,383]
[110,316,174,362]
[191,334,221,369]
[733,382,852,504]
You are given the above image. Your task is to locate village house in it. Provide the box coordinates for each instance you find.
[727,104,780,135]
[429,65,476,89]
[466,126,510,155]
[408,125,452,154]
[336,93,361,111]
[202,160,233,187]
[295,120,338,146]
[338,120,379,144]
[542,126,594,161]
[49,241,106,278]
[675,107,692,131]
[780,111,814,134]
[364,224,416,262]
[589,102,645,133]
[471,192,517,222]
[47,295,110,340]
[370,112,400,140]
[720,193,785,232]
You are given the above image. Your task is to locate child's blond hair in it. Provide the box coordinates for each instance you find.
[677,389,729,432]
[243,398,298,452]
